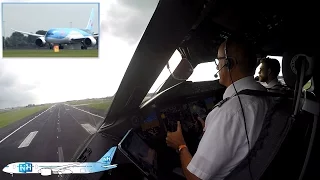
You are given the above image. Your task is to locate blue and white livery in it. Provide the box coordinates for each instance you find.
[11,8,98,50]
[2,146,117,177]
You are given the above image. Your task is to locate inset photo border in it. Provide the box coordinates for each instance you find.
[2,2,100,58]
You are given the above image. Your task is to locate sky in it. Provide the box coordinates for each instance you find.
[2,3,99,37]
[0,0,283,109]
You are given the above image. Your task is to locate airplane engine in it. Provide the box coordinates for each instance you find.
[35,37,46,47]
[40,168,52,176]
[83,36,97,47]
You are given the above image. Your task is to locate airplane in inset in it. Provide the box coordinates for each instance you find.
[11,8,98,50]
[2,146,117,177]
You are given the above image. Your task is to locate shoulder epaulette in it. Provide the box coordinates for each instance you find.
[213,97,231,109]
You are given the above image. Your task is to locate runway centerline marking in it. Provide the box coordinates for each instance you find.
[18,131,38,148]
[57,122,61,132]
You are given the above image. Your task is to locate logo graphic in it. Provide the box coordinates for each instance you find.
[103,156,111,162]
[18,163,32,173]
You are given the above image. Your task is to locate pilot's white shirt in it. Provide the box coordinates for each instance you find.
[266,78,282,89]
[187,76,270,180]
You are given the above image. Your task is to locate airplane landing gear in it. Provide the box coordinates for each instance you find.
[81,42,87,50]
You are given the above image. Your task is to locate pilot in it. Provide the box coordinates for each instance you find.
[258,57,283,92]
[166,36,270,180]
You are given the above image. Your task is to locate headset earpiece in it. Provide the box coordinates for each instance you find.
[226,58,233,70]
[224,38,232,70]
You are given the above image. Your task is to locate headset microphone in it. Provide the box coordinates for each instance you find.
[214,64,227,78]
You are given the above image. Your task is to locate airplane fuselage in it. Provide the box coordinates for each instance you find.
[3,162,117,176]
[44,28,93,44]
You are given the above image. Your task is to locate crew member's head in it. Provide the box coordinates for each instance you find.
[216,36,257,87]
[258,57,280,83]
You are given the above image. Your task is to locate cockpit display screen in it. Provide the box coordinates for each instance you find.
[118,129,158,177]
[204,97,215,110]
[141,111,161,137]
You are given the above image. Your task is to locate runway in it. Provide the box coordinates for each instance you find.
[0,104,105,180]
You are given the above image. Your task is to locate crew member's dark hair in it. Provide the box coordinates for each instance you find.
[260,57,281,77]
[225,35,257,75]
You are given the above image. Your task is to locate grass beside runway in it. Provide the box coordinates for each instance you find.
[2,49,98,57]
[66,98,113,111]
[0,105,50,128]
[66,99,104,105]
[86,101,112,110]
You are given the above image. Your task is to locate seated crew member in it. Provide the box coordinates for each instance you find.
[258,57,283,92]
[166,37,270,180]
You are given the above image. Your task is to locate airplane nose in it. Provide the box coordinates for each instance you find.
[2,166,8,173]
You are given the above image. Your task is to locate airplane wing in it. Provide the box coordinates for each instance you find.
[70,38,85,43]
[11,28,44,37]
[50,162,81,172]
[102,164,117,168]
[70,36,98,43]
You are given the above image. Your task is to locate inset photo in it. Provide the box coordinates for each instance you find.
[2,2,99,57]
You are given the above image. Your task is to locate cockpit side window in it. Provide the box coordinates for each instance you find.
[187,56,283,83]
[147,50,182,93]
[187,62,215,82]
[304,78,313,90]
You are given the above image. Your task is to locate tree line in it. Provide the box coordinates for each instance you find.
[3,30,48,49]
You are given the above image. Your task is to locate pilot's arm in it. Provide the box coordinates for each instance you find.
[167,109,244,180]
[166,121,200,180]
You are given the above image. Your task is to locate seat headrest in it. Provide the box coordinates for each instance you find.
[282,52,315,88]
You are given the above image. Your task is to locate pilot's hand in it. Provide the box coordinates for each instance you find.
[166,121,186,150]
[197,117,205,130]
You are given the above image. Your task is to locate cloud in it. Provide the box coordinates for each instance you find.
[105,0,158,44]
[0,62,37,109]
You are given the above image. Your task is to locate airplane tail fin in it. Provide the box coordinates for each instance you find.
[85,8,95,31]
[97,146,117,164]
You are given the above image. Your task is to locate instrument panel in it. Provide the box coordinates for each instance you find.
[138,96,219,140]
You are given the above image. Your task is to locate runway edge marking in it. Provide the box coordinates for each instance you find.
[64,103,104,119]
[0,105,54,144]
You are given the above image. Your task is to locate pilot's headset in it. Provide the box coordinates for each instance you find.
[224,38,237,71]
